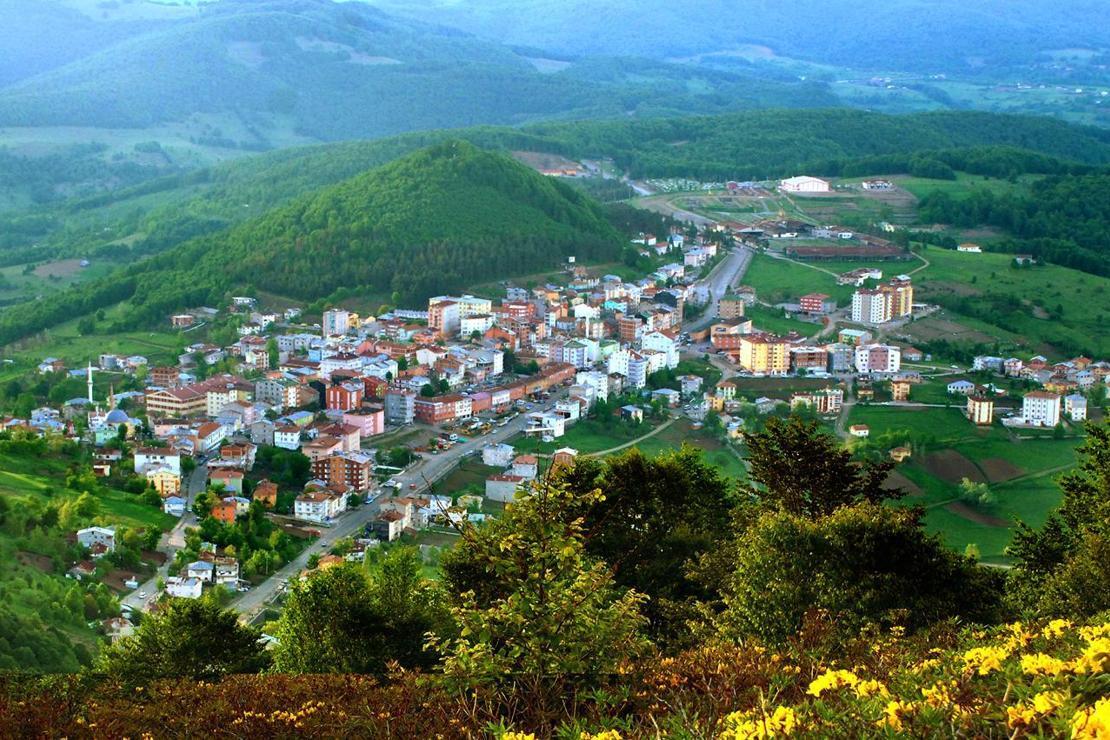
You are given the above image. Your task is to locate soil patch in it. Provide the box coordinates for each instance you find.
[33,258,86,279]
[945,501,1010,527]
[16,551,54,573]
[924,449,985,484]
[883,470,923,496]
[103,569,141,592]
[978,457,1024,483]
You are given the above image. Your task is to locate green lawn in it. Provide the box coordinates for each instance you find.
[741,253,856,305]
[744,304,822,337]
[848,405,978,443]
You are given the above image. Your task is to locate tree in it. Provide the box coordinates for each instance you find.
[266,337,279,368]
[434,482,649,726]
[1007,421,1110,617]
[96,600,267,685]
[272,553,447,674]
[716,503,1003,644]
[551,447,734,643]
[743,416,901,518]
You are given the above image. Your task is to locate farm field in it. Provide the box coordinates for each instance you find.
[848,403,1081,563]
[910,246,1110,357]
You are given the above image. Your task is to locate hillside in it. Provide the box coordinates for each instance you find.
[364,0,1110,77]
[0,0,831,144]
[0,141,622,343]
[5,108,1110,304]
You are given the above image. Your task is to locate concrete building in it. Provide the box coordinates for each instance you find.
[1023,391,1062,427]
[967,395,994,426]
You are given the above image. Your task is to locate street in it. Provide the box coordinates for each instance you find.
[688,246,753,333]
[230,407,540,620]
[120,462,208,612]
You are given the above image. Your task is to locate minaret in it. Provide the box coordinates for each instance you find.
[87,363,95,403]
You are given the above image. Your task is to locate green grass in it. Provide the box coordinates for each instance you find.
[894,172,1033,201]
[849,405,977,443]
[741,254,856,305]
[850,405,1081,564]
[744,304,822,337]
[913,246,1110,357]
[512,417,659,456]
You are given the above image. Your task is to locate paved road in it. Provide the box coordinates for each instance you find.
[121,462,208,612]
[230,407,545,620]
[688,247,753,333]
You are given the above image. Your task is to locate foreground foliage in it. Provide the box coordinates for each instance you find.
[2,615,1106,737]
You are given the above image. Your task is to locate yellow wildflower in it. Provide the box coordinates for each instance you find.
[854,679,890,698]
[1002,622,1036,650]
[962,645,1010,675]
[1071,698,1110,740]
[1072,637,1110,674]
[720,706,798,739]
[806,669,859,697]
[1022,653,1069,676]
[1032,691,1066,715]
[502,734,537,740]
[921,681,956,709]
[879,700,914,732]
[1042,619,1073,639]
[1078,624,1110,643]
[1007,704,1038,729]
[581,732,622,740]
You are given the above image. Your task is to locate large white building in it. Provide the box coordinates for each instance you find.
[851,289,892,325]
[1022,391,1062,427]
[1064,394,1087,422]
[641,331,680,369]
[322,309,351,337]
[779,175,830,193]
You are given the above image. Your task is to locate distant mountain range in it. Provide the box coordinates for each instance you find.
[362,0,1110,77]
[0,0,833,143]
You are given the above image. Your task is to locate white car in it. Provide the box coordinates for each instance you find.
[138,591,147,599]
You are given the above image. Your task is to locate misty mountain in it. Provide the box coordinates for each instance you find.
[362,0,1110,76]
[0,0,833,143]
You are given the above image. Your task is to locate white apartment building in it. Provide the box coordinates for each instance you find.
[322,309,351,337]
[1022,391,1062,427]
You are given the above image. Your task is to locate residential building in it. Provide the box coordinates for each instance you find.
[851,288,892,324]
[384,389,416,426]
[165,577,202,599]
[1064,394,1088,422]
[322,309,351,337]
[134,447,181,477]
[947,380,977,396]
[854,344,901,375]
[799,293,834,314]
[737,334,789,375]
[326,381,364,412]
[718,296,746,320]
[486,474,526,503]
[253,479,278,508]
[274,425,301,450]
[294,489,347,523]
[77,526,116,554]
[428,298,460,337]
[967,396,994,426]
[313,451,374,492]
[1023,391,1062,427]
[481,443,514,468]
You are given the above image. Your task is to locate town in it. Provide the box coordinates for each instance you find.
[6,173,1108,630]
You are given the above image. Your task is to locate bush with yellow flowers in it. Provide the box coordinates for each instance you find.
[0,617,1106,738]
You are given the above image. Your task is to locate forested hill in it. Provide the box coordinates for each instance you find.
[0,141,621,344]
